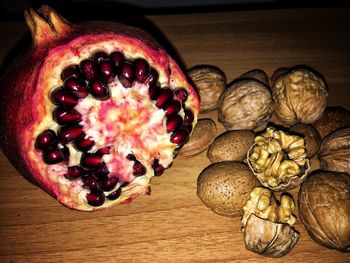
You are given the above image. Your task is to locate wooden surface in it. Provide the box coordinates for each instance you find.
[1,7,350,263]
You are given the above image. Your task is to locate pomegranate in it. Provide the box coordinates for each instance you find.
[0,6,199,211]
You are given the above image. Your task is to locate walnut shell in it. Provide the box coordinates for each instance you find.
[272,66,328,126]
[207,130,255,163]
[270,67,290,86]
[240,69,270,86]
[318,127,350,174]
[188,65,226,112]
[290,123,321,158]
[298,171,350,252]
[179,118,216,157]
[313,106,350,138]
[218,79,274,130]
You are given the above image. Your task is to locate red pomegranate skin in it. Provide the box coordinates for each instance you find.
[0,6,199,210]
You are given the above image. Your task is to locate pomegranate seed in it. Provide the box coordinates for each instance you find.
[35,129,57,151]
[133,58,149,82]
[133,161,146,176]
[64,77,88,98]
[98,176,119,191]
[82,175,98,190]
[107,187,122,200]
[152,159,165,177]
[156,88,174,108]
[142,67,158,86]
[80,59,98,81]
[163,100,181,116]
[119,62,134,88]
[81,153,102,168]
[74,136,95,152]
[94,163,110,178]
[96,146,111,155]
[166,115,183,133]
[89,80,110,100]
[86,191,105,206]
[183,123,193,134]
[50,87,78,107]
[65,165,88,180]
[183,109,194,125]
[175,88,188,103]
[61,64,81,80]
[53,107,82,125]
[99,59,115,83]
[92,51,108,63]
[170,128,189,145]
[42,147,65,164]
[58,126,84,143]
[110,51,124,67]
[148,84,161,101]
[126,153,136,160]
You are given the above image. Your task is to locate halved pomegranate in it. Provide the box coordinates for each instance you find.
[0,6,199,211]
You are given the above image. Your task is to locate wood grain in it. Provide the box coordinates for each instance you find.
[0,7,349,262]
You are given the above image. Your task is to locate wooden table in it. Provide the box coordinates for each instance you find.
[0,6,349,262]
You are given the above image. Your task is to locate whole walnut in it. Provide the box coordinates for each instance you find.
[272,66,328,126]
[290,123,321,158]
[298,171,350,252]
[240,69,270,86]
[188,65,226,112]
[218,79,274,130]
[313,106,350,138]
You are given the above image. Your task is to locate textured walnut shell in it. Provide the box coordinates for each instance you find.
[188,65,226,112]
[298,171,350,252]
[290,123,321,158]
[272,66,328,126]
[207,130,255,163]
[318,127,350,174]
[313,106,350,138]
[240,69,270,86]
[243,214,300,258]
[218,79,274,130]
[197,161,260,217]
[270,67,290,86]
[179,119,216,157]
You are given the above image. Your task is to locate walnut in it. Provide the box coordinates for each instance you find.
[187,65,226,112]
[272,66,328,126]
[241,187,299,258]
[290,123,321,158]
[270,67,289,86]
[218,79,274,130]
[239,69,270,86]
[247,127,310,191]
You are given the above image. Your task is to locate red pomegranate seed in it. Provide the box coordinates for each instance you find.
[133,161,146,176]
[148,84,161,100]
[65,165,88,180]
[96,146,111,155]
[74,136,95,152]
[80,59,98,81]
[99,59,115,83]
[61,64,81,80]
[50,87,78,107]
[163,100,181,116]
[142,67,158,86]
[58,126,84,143]
[86,191,105,206]
[35,129,57,151]
[119,62,134,88]
[133,58,149,82]
[175,88,188,103]
[90,80,110,100]
[93,163,109,178]
[183,109,194,125]
[53,107,82,125]
[170,128,189,145]
[81,153,102,168]
[166,115,183,133]
[42,147,65,164]
[155,88,174,108]
[82,175,98,190]
[64,77,88,98]
[92,51,108,63]
[98,176,119,191]
[107,187,122,200]
[110,51,124,68]
[152,159,165,177]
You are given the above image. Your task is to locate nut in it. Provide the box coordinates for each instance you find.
[247,127,310,191]
[272,66,328,126]
[242,187,299,258]
[270,67,289,86]
[197,161,260,217]
[207,130,255,163]
[187,65,226,112]
[290,123,321,158]
[318,127,350,174]
[313,106,350,138]
[298,171,350,252]
[179,118,216,157]
[218,79,274,130]
[240,69,270,86]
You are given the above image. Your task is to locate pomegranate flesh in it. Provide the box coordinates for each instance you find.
[0,6,199,211]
